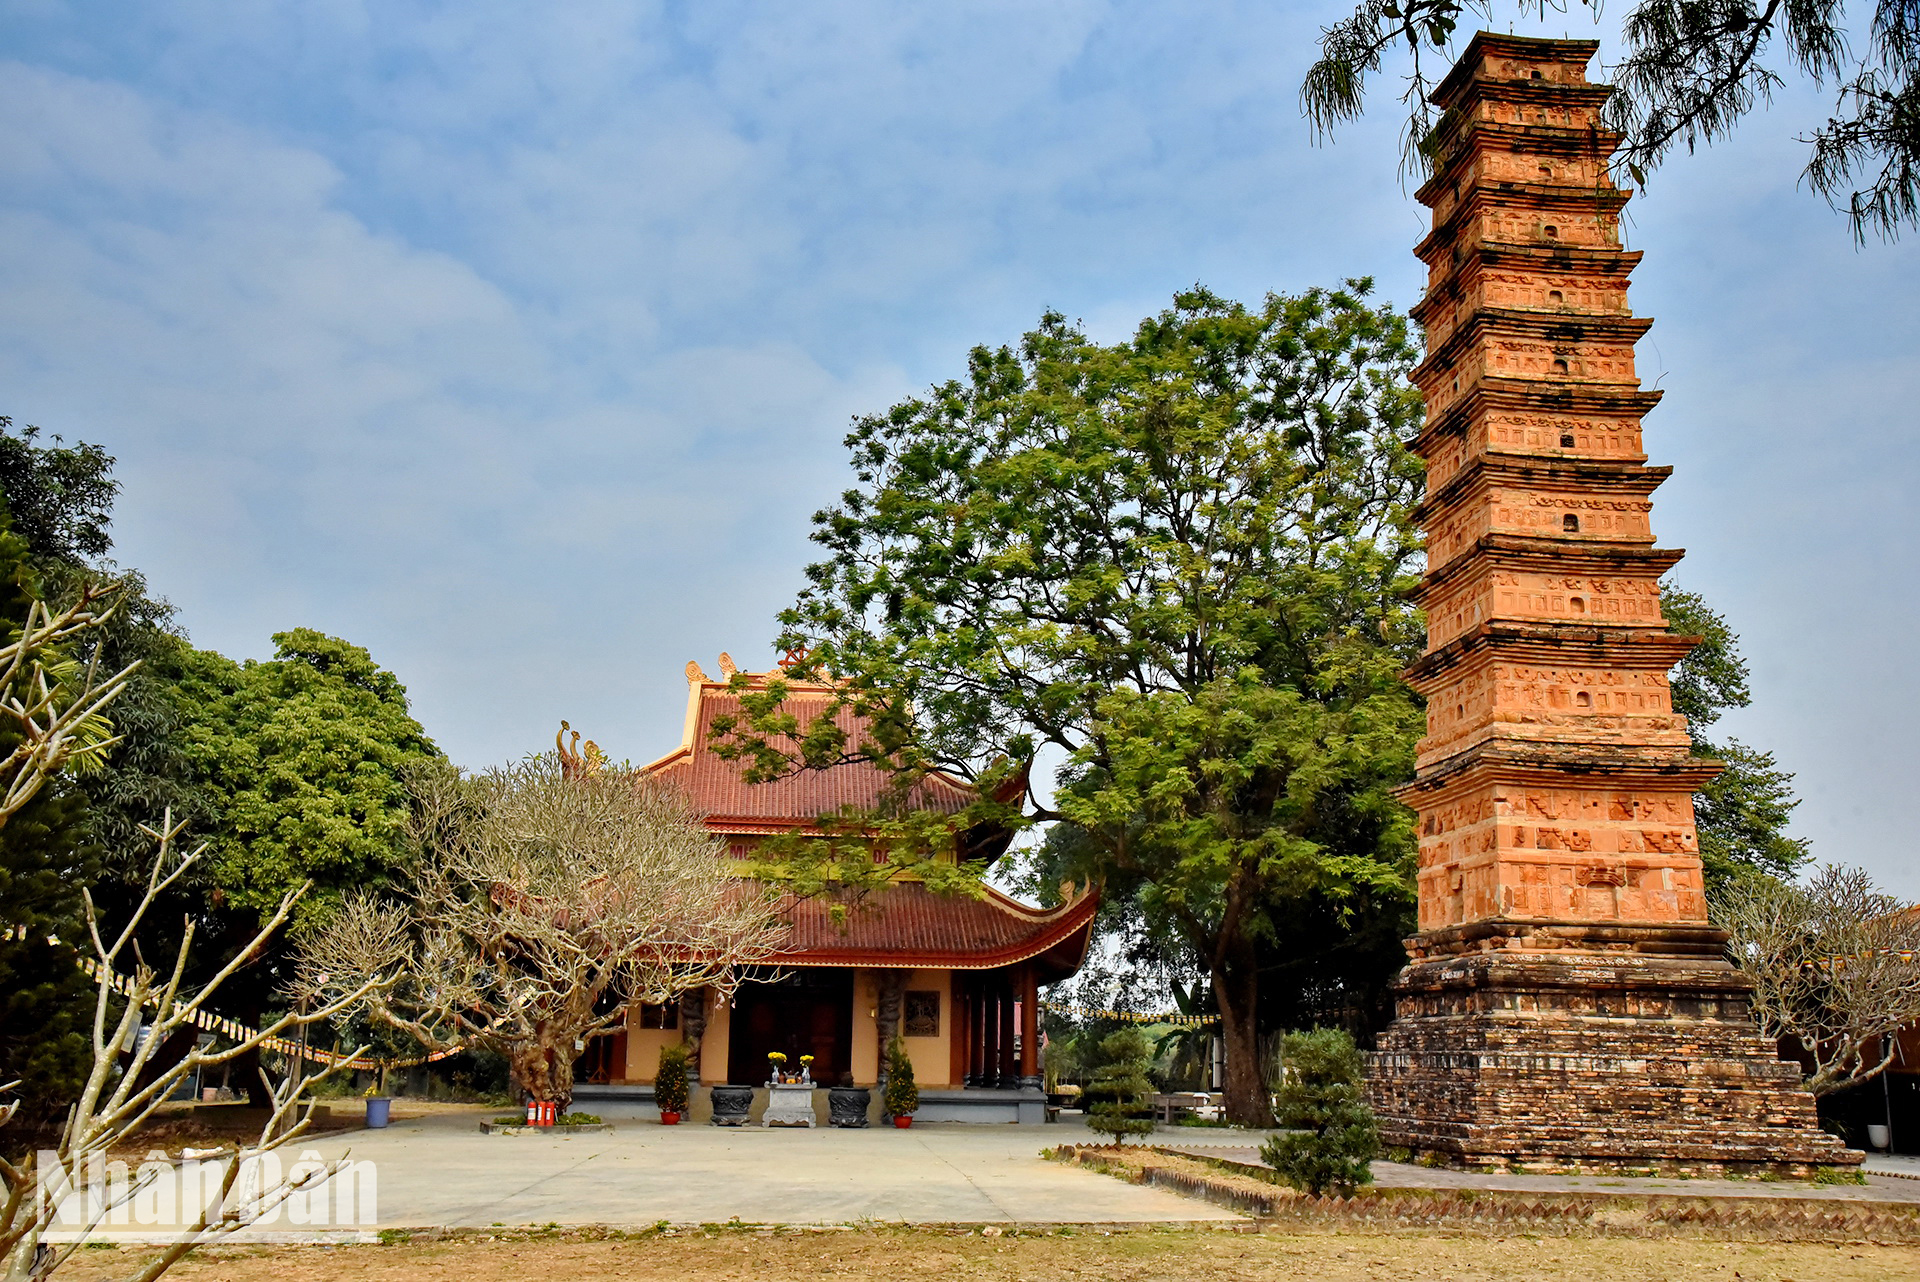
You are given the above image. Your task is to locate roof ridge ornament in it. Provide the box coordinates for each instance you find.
[686,660,712,683]
[717,652,739,678]
[557,720,607,779]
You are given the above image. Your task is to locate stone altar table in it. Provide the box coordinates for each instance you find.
[762,1083,817,1128]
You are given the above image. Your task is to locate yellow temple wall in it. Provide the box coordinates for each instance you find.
[621,1010,682,1084]
[902,969,953,1088]
[851,969,880,1084]
[848,967,957,1087]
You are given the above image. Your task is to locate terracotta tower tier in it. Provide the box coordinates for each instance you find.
[1365,33,1856,1175]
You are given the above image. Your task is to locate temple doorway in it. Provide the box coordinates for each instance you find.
[726,970,853,1085]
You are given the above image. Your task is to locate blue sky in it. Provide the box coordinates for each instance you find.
[2,2,1916,895]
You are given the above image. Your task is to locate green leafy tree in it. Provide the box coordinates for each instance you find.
[720,283,1427,1125]
[1663,583,1810,889]
[1084,1027,1157,1143]
[0,420,205,1118]
[175,629,439,927]
[1260,1027,1380,1196]
[0,509,99,1123]
[1302,5,1919,242]
[0,420,210,869]
[158,629,440,1102]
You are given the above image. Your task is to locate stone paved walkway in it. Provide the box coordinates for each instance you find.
[1865,1153,1920,1182]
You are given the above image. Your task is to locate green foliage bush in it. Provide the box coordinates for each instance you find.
[1084,1028,1156,1143]
[1260,1028,1380,1196]
[654,1042,690,1113]
[883,1035,919,1117]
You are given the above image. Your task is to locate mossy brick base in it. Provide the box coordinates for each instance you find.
[1367,929,1859,1177]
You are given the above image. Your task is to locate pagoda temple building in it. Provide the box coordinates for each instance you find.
[582,656,1098,1123]
[1366,33,1857,1174]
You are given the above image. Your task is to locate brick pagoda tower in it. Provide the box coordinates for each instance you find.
[1367,33,1856,1175]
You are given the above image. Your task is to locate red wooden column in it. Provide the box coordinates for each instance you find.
[982,984,1001,1087]
[996,976,1017,1087]
[1018,965,1039,1084]
[970,978,989,1086]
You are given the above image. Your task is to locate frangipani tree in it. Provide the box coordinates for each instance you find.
[1715,864,1920,1096]
[297,756,790,1112]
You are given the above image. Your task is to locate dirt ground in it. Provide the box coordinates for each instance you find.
[71,1227,1920,1282]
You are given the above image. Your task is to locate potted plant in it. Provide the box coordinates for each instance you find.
[767,1050,788,1083]
[883,1035,918,1128]
[655,1043,690,1125]
[799,1053,815,1083]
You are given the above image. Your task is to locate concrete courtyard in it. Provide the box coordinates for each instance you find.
[266,1107,1238,1230]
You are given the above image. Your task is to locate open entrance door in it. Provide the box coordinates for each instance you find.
[726,970,853,1085]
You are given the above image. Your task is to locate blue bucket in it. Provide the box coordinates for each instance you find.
[365,1097,392,1129]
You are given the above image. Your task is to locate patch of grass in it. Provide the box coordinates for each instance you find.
[1813,1166,1869,1186]
[558,1112,602,1125]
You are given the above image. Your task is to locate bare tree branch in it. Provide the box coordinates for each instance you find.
[296,756,791,1113]
[1716,863,1920,1095]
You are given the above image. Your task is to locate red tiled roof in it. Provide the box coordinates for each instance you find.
[642,673,984,832]
[637,663,1085,976]
[773,882,1099,981]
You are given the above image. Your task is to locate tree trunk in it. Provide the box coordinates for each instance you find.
[875,969,905,1095]
[510,1022,575,1113]
[126,1022,199,1101]
[1214,956,1271,1127]
[229,1043,273,1109]
[680,988,707,1083]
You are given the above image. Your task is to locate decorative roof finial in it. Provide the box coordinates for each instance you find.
[778,646,811,673]
[558,721,607,779]
[558,721,583,777]
[686,660,712,683]
[717,652,739,678]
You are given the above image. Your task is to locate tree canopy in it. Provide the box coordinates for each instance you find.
[1663,582,1811,888]
[722,282,1428,1123]
[174,628,440,927]
[1302,5,1920,241]
[0,505,100,1120]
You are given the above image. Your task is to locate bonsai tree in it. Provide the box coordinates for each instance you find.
[1260,1028,1380,1196]
[882,1035,919,1119]
[655,1043,690,1117]
[1084,1028,1156,1144]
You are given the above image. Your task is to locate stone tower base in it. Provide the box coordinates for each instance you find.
[1367,922,1861,1177]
